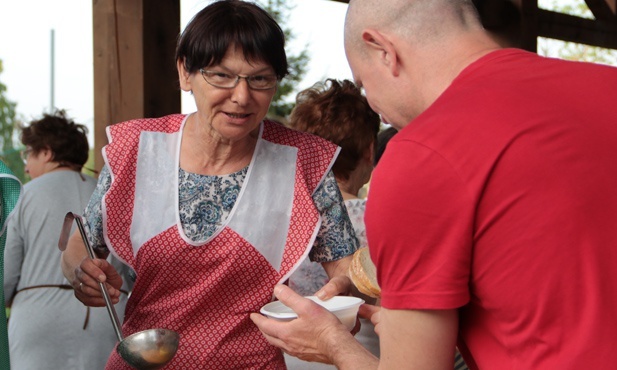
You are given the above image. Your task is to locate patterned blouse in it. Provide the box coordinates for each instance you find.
[84,165,358,265]
[289,198,367,296]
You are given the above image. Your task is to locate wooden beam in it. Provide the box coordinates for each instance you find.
[92,0,180,171]
[473,0,524,48]
[536,8,617,49]
[584,0,617,22]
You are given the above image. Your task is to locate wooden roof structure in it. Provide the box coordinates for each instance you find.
[91,0,617,170]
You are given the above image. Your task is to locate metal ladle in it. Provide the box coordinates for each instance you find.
[59,212,179,369]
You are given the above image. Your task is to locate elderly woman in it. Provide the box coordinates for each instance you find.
[4,110,130,369]
[60,1,357,369]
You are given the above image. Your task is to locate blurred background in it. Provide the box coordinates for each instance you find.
[1,0,615,184]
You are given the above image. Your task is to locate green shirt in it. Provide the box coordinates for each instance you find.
[0,161,21,369]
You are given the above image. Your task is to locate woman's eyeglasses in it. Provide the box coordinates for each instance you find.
[20,148,33,163]
[199,69,278,90]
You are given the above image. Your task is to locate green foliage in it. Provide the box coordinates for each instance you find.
[0,60,26,183]
[258,0,310,120]
[83,148,98,178]
[540,0,594,19]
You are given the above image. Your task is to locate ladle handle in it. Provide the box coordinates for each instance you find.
[73,214,125,342]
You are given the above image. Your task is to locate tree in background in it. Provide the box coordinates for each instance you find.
[0,59,26,183]
[259,0,310,120]
[538,0,617,65]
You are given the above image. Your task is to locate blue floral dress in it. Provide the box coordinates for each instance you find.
[84,165,357,266]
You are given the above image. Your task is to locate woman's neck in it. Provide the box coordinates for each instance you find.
[337,180,361,201]
[181,114,258,175]
[44,162,79,174]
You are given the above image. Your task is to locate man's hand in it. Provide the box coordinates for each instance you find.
[359,303,382,335]
[251,284,358,364]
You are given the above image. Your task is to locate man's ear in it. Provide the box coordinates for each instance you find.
[361,28,400,77]
[177,59,192,92]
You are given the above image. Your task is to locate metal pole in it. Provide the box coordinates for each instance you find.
[50,29,55,112]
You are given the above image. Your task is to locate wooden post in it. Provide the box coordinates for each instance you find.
[92,0,180,171]
[520,0,539,52]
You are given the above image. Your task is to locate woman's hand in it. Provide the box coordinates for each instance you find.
[72,256,124,307]
[319,255,353,300]
[62,229,124,307]
[314,274,352,300]
[320,255,377,304]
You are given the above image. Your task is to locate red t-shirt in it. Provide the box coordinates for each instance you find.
[366,49,617,369]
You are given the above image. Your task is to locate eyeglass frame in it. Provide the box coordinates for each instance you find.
[199,69,278,90]
[20,147,34,163]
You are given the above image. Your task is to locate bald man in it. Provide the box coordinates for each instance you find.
[252,1,617,369]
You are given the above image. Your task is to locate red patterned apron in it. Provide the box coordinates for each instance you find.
[101,114,338,369]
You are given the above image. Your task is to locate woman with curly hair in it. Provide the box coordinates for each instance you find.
[4,110,131,369]
[287,78,381,369]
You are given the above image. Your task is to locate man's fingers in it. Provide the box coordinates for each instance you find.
[250,312,272,334]
[273,284,306,311]
[250,312,288,347]
[358,303,380,321]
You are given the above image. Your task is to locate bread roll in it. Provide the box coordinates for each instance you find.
[348,247,381,298]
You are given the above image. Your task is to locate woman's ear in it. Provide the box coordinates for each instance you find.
[177,59,192,92]
[366,141,375,165]
[361,28,400,77]
[40,148,54,163]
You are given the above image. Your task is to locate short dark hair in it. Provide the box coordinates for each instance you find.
[175,0,289,79]
[20,110,90,169]
[289,79,381,180]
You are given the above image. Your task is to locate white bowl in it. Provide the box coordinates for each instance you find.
[260,296,364,330]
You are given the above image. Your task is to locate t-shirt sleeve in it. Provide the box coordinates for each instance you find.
[366,140,473,310]
[309,170,359,262]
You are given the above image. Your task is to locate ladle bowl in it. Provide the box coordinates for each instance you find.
[59,212,180,369]
[117,329,180,369]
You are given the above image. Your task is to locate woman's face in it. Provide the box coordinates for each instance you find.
[178,46,277,142]
[23,147,51,179]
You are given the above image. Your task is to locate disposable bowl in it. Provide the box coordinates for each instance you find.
[260,296,364,330]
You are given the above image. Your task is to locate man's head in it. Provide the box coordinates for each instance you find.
[344,0,487,129]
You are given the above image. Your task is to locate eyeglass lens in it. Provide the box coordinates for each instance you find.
[200,70,276,90]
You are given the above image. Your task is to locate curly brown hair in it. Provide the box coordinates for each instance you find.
[289,79,381,180]
[20,110,90,170]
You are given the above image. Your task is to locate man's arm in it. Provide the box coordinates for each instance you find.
[372,307,458,370]
[251,284,459,370]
